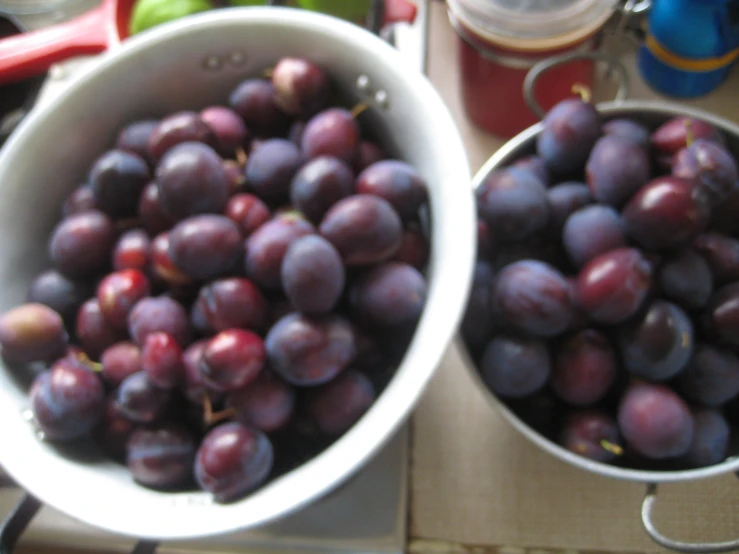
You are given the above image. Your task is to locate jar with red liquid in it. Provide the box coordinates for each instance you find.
[447,0,618,138]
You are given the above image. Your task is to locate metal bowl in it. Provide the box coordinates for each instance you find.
[462,99,739,553]
[0,7,476,541]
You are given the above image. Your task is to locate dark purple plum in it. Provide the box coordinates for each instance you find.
[353,141,386,174]
[228,78,290,138]
[350,262,426,328]
[62,185,99,217]
[147,111,216,163]
[477,219,496,260]
[194,422,273,503]
[155,142,230,220]
[617,382,694,459]
[305,370,376,435]
[116,119,158,163]
[290,156,354,224]
[560,410,623,463]
[281,235,345,315]
[681,409,730,468]
[618,300,693,382]
[223,160,245,193]
[200,106,248,157]
[226,371,295,433]
[271,57,331,118]
[602,118,649,147]
[677,344,739,407]
[181,339,220,405]
[546,181,592,233]
[225,193,271,237]
[319,194,402,266]
[562,205,625,267]
[168,215,243,281]
[199,329,265,392]
[707,283,739,347]
[245,213,315,289]
[511,155,550,186]
[26,270,93,324]
[93,397,136,461]
[476,167,549,242]
[392,225,429,271]
[551,329,617,406]
[127,296,191,348]
[491,260,572,337]
[460,261,496,351]
[49,210,116,278]
[116,371,170,423]
[141,332,184,389]
[289,121,306,146]
[194,278,268,334]
[712,183,739,236]
[113,229,151,273]
[672,139,738,207]
[650,117,722,159]
[89,149,150,219]
[585,135,650,207]
[536,99,601,176]
[97,269,151,330]
[692,232,739,285]
[265,313,356,386]
[244,139,304,206]
[301,108,359,164]
[100,341,141,389]
[150,232,192,287]
[127,422,196,490]
[480,334,550,398]
[30,357,105,441]
[574,248,653,324]
[658,249,713,310]
[76,299,126,360]
[138,182,177,237]
[356,160,428,219]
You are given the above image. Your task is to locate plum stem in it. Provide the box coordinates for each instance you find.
[351,103,370,118]
[236,147,248,167]
[601,440,624,456]
[571,83,592,103]
[684,119,695,147]
[70,350,103,373]
[202,393,236,426]
[116,217,143,231]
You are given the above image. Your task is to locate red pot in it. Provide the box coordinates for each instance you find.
[447,0,617,139]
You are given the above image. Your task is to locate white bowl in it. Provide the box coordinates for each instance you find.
[0,7,476,541]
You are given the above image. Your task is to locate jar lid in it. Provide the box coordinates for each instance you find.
[448,0,617,51]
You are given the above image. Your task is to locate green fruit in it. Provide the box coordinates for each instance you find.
[295,0,372,21]
[129,0,214,36]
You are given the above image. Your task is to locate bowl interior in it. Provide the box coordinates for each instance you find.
[465,100,739,484]
[0,7,475,540]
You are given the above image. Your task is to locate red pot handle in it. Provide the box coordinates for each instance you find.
[383,0,418,26]
[0,4,115,86]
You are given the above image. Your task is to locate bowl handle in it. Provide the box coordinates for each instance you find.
[522,51,630,120]
[641,482,739,553]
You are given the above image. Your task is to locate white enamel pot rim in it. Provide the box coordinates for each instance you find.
[0,7,476,541]
[464,99,739,484]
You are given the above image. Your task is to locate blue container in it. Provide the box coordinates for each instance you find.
[638,0,739,98]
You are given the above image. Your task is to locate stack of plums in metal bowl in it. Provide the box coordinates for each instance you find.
[0,55,431,504]
[463,97,739,472]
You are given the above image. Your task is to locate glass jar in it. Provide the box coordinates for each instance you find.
[447,0,617,138]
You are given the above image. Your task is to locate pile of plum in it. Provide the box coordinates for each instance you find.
[0,57,430,502]
[463,97,739,471]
